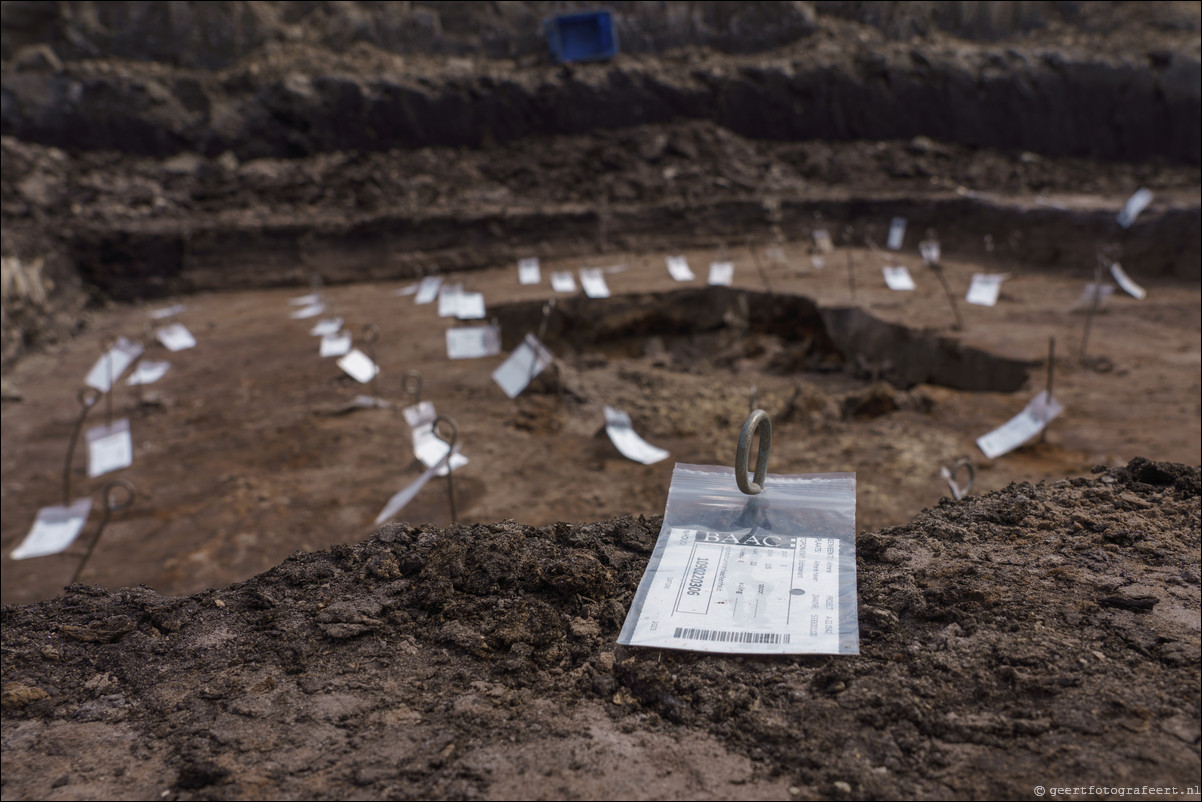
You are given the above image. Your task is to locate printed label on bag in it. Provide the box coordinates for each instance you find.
[622,527,840,654]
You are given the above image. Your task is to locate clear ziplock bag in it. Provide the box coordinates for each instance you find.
[618,463,859,655]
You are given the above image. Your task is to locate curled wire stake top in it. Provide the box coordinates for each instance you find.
[402,370,423,404]
[433,414,458,449]
[736,409,772,495]
[362,323,380,345]
[78,387,102,409]
[940,457,975,501]
[104,479,137,512]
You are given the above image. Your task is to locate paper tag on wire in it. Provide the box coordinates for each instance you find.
[492,333,553,398]
[518,258,541,285]
[882,265,916,291]
[310,318,344,337]
[86,418,133,478]
[1109,263,1146,300]
[1070,283,1114,312]
[579,269,611,298]
[812,230,833,254]
[438,284,463,317]
[337,349,379,383]
[456,292,486,320]
[1117,188,1153,229]
[976,391,1064,459]
[85,337,143,392]
[127,360,170,386]
[551,271,578,293]
[290,303,325,319]
[289,293,321,306]
[965,273,1006,306]
[887,217,907,250]
[10,498,93,560]
[149,303,184,320]
[156,323,196,351]
[402,401,437,429]
[374,444,462,524]
[604,406,669,465]
[414,276,443,305]
[666,256,695,282]
[320,331,352,357]
[412,423,469,477]
[707,262,734,286]
[446,325,500,359]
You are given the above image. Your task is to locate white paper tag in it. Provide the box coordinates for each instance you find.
[85,337,144,392]
[127,360,170,386]
[320,331,352,357]
[551,271,578,293]
[604,406,669,465]
[976,391,1064,459]
[156,323,196,351]
[350,394,389,409]
[149,303,184,320]
[622,526,841,654]
[811,256,826,270]
[965,273,1006,306]
[414,276,443,305]
[492,333,554,398]
[392,283,420,297]
[1070,283,1114,312]
[1117,188,1153,229]
[337,349,379,383]
[919,240,941,264]
[518,257,541,285]
[288,293,321,306]
[290,303,325,319]
[580,268,611,298]
[10,498,93,560]
[707,262,734,286]
[456,292,486,320]
[310,317,344,337]
[87,418,133,478]
[402,401,437,429]
[666,256,695,282]
[887,217,907,250]
[446,325,500,360]
[374,444,462,525]
[812,230,833,254]
[412,423,469,477]
[882,265,916,291]
[438,284,463,318]
[1109,263,1146,300]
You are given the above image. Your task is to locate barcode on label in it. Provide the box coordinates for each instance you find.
[673,627,790,644]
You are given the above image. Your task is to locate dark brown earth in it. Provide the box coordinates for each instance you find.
[1,460,1199,800]
[2,2,1201,800]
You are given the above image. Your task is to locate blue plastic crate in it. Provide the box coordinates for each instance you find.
[544,10,619,64]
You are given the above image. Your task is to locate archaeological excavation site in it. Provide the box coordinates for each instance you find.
[1,2,1199,800]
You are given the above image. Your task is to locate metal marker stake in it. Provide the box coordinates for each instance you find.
[749,385,758,412]
[922,239,963,331]
[363,323,381,407]
[433,414,458,523]
[402,370,423,407]
[102,336,116,427]
[70,479,135,585]
[736,409,772,495]
[63,389,102,506]
[1040,336,1055,444]
[1079,254,1104,362]
[747,238,773,295]
[940,458,975,501]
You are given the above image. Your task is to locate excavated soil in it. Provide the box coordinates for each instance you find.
[1,459,1199,800]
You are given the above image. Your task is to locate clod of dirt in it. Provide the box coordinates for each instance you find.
[1,459,1197,800]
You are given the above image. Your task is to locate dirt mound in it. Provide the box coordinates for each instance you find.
[2,458,1197,800]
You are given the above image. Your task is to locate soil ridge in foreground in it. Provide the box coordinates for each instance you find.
[1,457,1199,800]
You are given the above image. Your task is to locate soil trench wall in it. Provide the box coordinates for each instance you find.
[71,196,1200,301]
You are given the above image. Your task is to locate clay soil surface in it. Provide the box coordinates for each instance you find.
[2,239,1199,604]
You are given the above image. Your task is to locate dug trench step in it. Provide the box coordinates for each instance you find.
[489,286,1036,393]
[3,33,1198,165]
[70,192,1201,302]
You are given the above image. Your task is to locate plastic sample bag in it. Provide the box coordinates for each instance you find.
[619,463,859,655]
